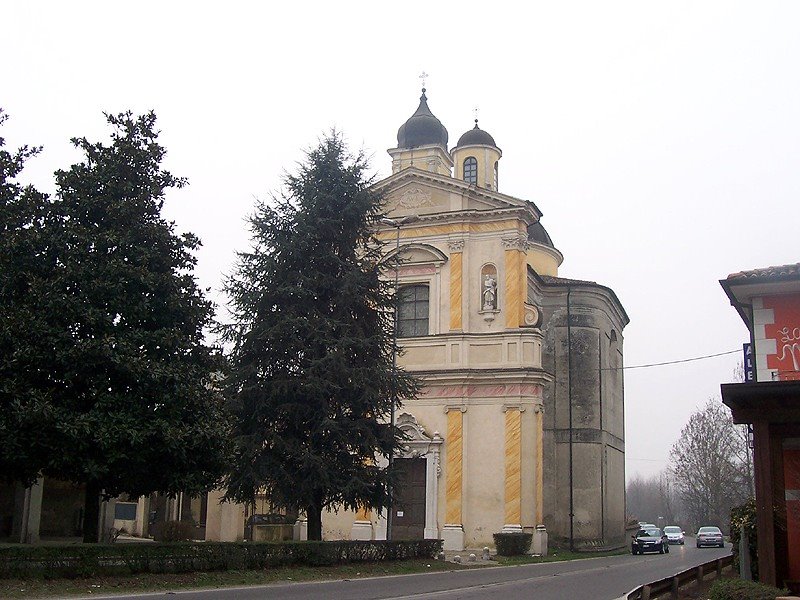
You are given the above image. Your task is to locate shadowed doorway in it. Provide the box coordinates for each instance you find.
[390,457,426,540]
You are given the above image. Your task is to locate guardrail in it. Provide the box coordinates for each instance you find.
[623,553,734,600]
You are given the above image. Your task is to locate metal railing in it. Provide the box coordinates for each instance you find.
[623,553,734,600]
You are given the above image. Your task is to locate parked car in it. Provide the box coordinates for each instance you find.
[663,525,685,545]
[631,527,670,555]
[696,526,725,548]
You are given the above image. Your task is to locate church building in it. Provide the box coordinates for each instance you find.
[0,88,629,552]
[324,88,629,550]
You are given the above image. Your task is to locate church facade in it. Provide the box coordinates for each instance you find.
[324,89,629,550]
[1,89,629,551]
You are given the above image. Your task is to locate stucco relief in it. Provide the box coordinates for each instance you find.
[501,234,528,251]
[398,264,436,277]
[523,303,541,327]
[447,238,465,252]
[395,186,435,209]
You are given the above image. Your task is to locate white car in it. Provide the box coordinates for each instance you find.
[696,526,725,548]
[663,525,684,545]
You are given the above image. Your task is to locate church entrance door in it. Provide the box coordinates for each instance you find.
[390,457,426,540]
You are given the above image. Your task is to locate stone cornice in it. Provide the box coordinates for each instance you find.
[407,367,554,387]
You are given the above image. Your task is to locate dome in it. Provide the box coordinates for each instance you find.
[528,222,555,248]
[455,121,497,148]
[397,89,449,149]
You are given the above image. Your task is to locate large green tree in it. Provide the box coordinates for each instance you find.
[0,110,56,487]
[1,111,231,542]
[222,132,418,540]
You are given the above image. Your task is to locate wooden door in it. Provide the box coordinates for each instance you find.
[390,457,426,540]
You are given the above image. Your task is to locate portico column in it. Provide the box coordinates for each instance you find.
[442,406,466,550]
[503,406,524,532]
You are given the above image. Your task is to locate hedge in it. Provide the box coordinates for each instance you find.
[493,532,532,556]
[709,578,790,600]
[0,539,443,579]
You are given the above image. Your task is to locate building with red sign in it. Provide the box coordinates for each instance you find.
[720,263,800,591]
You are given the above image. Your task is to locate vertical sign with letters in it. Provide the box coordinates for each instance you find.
[742,343,754,382]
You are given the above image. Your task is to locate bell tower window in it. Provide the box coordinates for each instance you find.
[463,157,477,184]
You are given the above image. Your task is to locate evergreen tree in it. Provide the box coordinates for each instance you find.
[1,111,231,542]
[0,110,56,487]
[222,132,418,540]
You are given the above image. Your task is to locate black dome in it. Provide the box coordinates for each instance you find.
[456,121,497,148]
[528,222,555,248]
[397,89,448,149]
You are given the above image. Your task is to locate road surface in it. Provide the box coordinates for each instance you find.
[82,541,731,600]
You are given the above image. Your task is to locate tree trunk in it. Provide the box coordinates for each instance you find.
[306,503,323,541]
[82,481,102,543]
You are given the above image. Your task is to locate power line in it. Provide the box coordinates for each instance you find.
[602,349,740,371]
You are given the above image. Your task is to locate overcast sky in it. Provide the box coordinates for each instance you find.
[3,1,799,482]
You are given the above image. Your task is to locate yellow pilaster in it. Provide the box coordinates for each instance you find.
[504,249,523,328]
[535,408,544,524]
[356,505,371,521]
[504,407,522,525]
[449,251,463,330]
[445,408,464,525]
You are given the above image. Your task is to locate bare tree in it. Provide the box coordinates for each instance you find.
[669,399,753,532]
[627,471,683,526]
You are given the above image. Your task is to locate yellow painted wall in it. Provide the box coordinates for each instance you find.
[526,249,560,277]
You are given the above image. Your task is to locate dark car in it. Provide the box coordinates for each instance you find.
[696,526,725,548]
[631,527,669,555]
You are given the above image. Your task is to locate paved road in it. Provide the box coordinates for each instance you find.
[83,541,731,600]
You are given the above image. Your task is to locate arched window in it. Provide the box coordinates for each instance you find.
[398,285,429,337]
[493,161,499,190]
[463,157,477,184]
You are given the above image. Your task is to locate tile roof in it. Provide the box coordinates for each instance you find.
[539,274,597,286]
[725,263,800,282]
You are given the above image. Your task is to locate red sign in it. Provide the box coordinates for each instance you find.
[764,294,800,381]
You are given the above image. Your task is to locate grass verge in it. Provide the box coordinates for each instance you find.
[0,558,466,599]
[493,547,628,565]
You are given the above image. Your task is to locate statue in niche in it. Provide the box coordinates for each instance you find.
[483,274,497,310]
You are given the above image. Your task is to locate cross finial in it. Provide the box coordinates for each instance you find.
[419,71,429,90]
[473,107,479,127]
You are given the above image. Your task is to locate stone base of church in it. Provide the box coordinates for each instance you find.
[441,524,464,551]
[350,520,373,540]
[501,523,524,533]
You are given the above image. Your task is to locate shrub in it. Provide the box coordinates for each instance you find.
[0,539,443,579]
[709,578,790,600]
[730,498,758,580]
[152,520,196,542]
[493,532,533,556]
